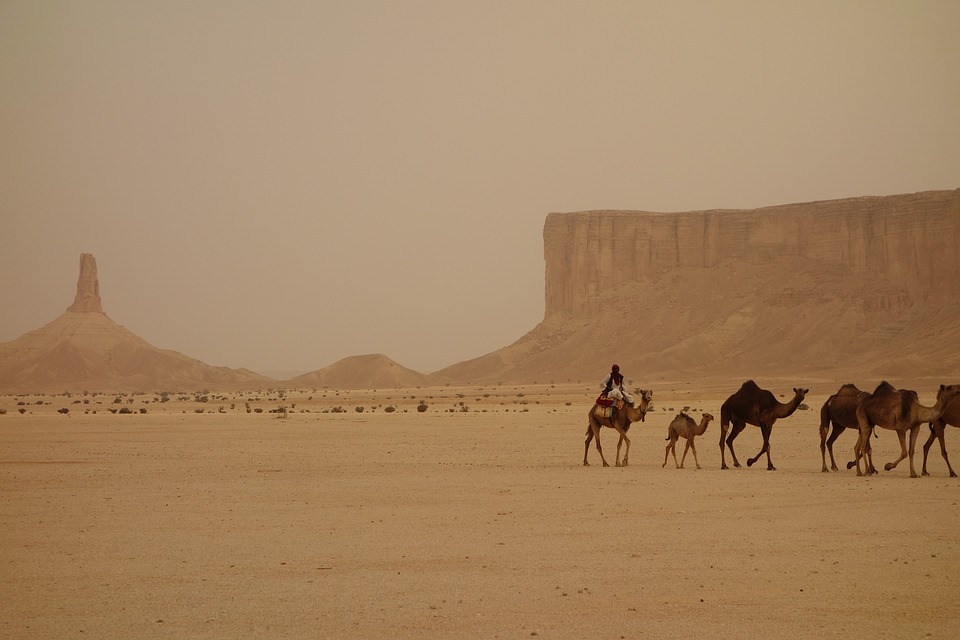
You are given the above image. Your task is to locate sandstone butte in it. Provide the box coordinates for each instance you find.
[1,189,958,393]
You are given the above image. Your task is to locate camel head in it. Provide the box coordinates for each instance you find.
[637,389,653,421]
[696,412,714,435]
[793,387,810,402]
[938,384,960,406]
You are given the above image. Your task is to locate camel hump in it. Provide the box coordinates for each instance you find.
[873,381,897,395]
[901,389,919,416]
[741,380,761,391]
[837,383,861,396]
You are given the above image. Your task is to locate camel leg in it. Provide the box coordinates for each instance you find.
[594,426,609,467]
[747,423,775,470]
[583,426,594,466]
[853,408,873,477]
[664,436,679,468]
[585,421,609,467]
[934,430,956,478]
[884,430,909,474]
[614,427,630,467]
[684,437,701,470]
[819,417,831,472]
[921,426,936,476]
[851,427,873,476]
[922,423,955,477]
[825,425,845,472]
[719,423,729,470]
[725,422,747,469]
[907,425,921,478]
[849,430,877,474]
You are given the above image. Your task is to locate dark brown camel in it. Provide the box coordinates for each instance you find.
[853,382,960,478]
[719,380,808,470]
[920,385,960,477]
[583,390,653,467]
[819,383,876,473]
[663,411,714,470]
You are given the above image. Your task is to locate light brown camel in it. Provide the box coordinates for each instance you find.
[920,385,960,477]
[853,382,960,478]
[719,380,808,470]
[819,383,876,473]
[663,411,714,469]
[583,390,653,467]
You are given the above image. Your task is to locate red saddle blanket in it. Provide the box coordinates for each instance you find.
[596,395,615,408]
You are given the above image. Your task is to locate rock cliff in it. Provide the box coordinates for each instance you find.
[432,189,960,385]
[543,190,960,318]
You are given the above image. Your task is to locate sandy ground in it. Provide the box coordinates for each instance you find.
[2,382,959,639]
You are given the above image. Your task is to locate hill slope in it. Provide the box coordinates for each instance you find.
[286,354,429,390]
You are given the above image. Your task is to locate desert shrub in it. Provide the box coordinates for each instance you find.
[139,408,147,414]
[0,409,6,415]
[799,403,810,411]
[194,408,205,414]
[384,406,396,413]
[18,408,26,414]
[119,407,133,414]
[417,402,428,413]
[57,408,69,414]
[355,406,364,413]
[254,408,263,413]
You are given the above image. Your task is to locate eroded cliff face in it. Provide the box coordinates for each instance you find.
[544,190,960,318]
[433,189,960,384]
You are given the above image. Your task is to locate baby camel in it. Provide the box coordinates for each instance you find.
[663,412,714,469]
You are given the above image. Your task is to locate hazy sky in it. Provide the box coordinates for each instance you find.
[2,1,958,377]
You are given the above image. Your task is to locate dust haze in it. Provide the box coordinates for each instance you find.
[2,2,958,376]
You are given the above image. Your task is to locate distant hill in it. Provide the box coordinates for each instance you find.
[0,254,275,393]
[286,354,429,390]
[429,190,960,386]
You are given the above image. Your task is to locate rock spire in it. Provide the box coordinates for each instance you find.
[66,253,104,313]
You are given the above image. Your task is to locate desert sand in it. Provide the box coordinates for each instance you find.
[3,382,959,639]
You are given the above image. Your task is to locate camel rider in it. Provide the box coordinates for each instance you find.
[600,364,634,406]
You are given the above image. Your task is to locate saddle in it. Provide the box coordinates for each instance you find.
[594,395,624,419]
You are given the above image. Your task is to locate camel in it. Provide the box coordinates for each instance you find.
[853,382,960,478]
[583,389,653,467]
[920,385,960,477]
[719,380,808,470]
[819,383,876,473]
[663,411,714,469]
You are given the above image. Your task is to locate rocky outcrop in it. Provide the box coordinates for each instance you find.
[433,190,960,385]
[66,253,105,314]
[0,254,275,393]
[544,190,960,317]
